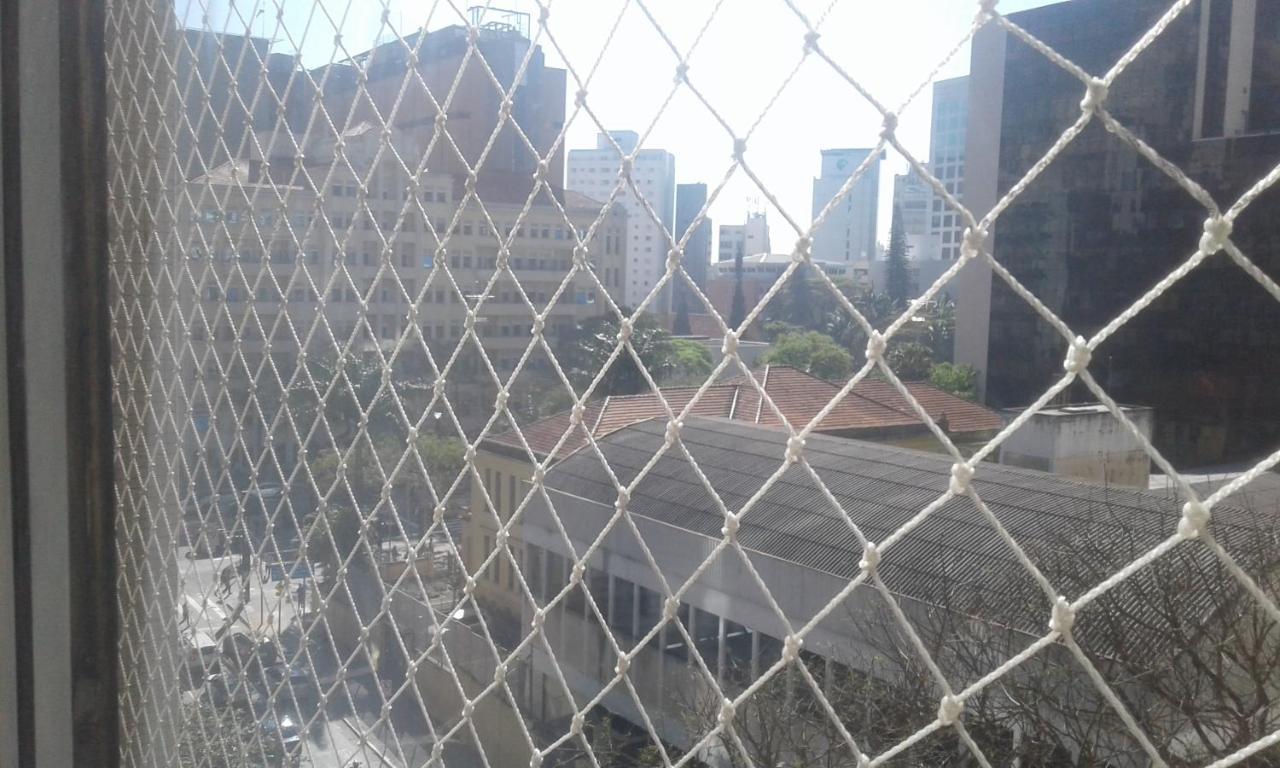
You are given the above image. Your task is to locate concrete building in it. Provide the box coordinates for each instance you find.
[810,148,881,262]
[502,418,1271,764]
[705,252,870,320]
[954,0,1280,465]
[568,131,676,311]
[717,211,770,263]
[999,403,1156,488]
[466,366,1002,624]
[673,183,712,316]
[183,122,627,487]
[314,9,567,184]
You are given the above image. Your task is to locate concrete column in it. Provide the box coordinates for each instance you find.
[716,616,727,688]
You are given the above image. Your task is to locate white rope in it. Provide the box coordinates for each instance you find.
[105,0,1280,767]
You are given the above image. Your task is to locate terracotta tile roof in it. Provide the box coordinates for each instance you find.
[483,365,1002,461]
[732,366,921,433]
[850,378,1004,435]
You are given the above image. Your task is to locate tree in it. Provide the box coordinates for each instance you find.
[729,250,747,329]
[884,341,934,380]
[665,506,1280,768]
[784,263,816,330]
[666,338,714,386]
[929,362,978,401]
[885,204,912,306]
[760,331,853,381]
[673,292,692,336]
[558,311,676,396]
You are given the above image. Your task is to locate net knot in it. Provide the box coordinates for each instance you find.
[1179,500,1211,539]
[865,330,886,362]
[1200,215,1232,255]
[570,713,585,736]
[529,752,544,768]
[615,656,630,676]
[1050,596,1076,636]
[570,402,585,424]
[938,694,965,726]
[721,513,740,540]
[880,111,898,139]
[794,236,811,262]
[803,30,821,53]
[574,89,588,108]
[961,226,987,258]
[1079,77,1109,114]
[665,419,683,446]
[732,137,747,161]
[722,330,740,355]
[615,488,630,513]
[859,543,881,574]
[617,318,633,342]
[674,62,690,83]
[663,597,679,620]
[1063,335,1092,374]
[782,634,803,662]
[786,435,805,462]
[950,462,974,495]
[667,247,683,271]
[718,699,736,728]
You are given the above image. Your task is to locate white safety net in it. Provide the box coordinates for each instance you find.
[107,0,1280,766]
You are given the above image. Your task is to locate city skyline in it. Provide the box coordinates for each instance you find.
[175,0,1051,251]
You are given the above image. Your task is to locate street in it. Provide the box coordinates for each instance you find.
[177,536,482,768]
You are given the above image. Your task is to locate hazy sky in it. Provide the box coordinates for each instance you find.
[180,0,1052,247]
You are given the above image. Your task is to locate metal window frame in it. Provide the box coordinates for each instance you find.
[1,0,115,765]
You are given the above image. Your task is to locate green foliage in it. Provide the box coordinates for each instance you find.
[884,342,934,380]
[929,362,978,401]
[558,311,676,395]
[761,331,853,381]
[287,352,428,442]
[667,338,714,386]
[885,205,912,306]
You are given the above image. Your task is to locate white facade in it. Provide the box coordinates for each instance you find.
[717,224,744,263]
[928,76,969,261]
[892,168,941,262]
[717,211,770,263]
[810,148,881,262]
[567,130,676,310]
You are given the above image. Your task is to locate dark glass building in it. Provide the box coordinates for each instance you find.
[979,0,1280,465]
[674,183,712,313]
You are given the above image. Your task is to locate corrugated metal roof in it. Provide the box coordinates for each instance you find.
[544,418,1279,653]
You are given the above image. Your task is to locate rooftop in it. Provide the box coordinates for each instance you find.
[484,365,1002,461]
[544,418,1279,652]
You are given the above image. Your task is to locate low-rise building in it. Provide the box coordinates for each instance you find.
[466,366,1002,632]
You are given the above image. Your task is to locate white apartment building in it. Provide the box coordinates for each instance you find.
[811,148,881,262]
[716,211,770,263]
[567,131,675,311]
